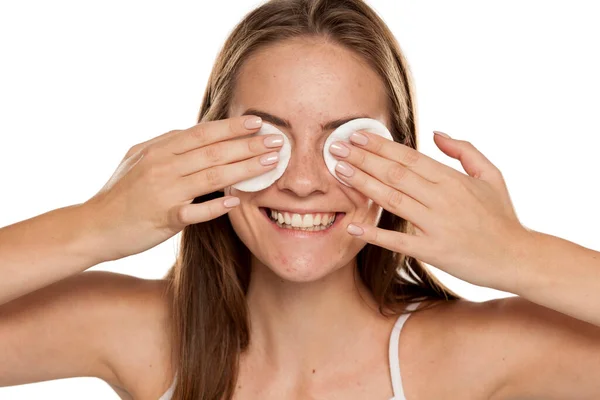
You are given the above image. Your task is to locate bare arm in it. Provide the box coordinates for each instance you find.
[502,229,600,328]
[0,115,272,306]
[489,297,600,399]
[0,203,111,306]
[0,271,128,390]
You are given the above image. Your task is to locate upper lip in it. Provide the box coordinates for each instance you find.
[262,206,344,215]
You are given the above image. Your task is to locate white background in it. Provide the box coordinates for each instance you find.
[1,0,599,398]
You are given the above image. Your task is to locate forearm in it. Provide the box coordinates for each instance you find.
[508,229,600,327]
[0,203,111,306]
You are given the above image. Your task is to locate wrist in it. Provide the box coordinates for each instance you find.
[495,226,542,296]
[71,200,120,264]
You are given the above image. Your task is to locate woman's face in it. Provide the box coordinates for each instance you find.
[226,37,391,282]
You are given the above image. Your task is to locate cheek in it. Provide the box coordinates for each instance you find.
[226,205,252,240]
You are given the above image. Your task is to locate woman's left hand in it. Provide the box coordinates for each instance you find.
[330,129,533,291]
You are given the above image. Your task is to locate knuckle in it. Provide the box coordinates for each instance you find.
[200,144,222,164]
[372,138,384,154]
[140,144,158,159]
[355,150,367,168]
[175,205,188,225]
[204,167,222,186]
[400,148,421,167]
[248,137,263,153]
[190,124,207,142]
[373,228,381,244]
[387,163,407,184]
[386,189,404,209]
[125,144,143,158]
[208,200,221,219]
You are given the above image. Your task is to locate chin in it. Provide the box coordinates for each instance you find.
[258,253,344,283]
[247,240,366,284]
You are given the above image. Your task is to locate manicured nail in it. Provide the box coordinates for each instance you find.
[350,132,368,145]
[244,116,262,129]
[433,130,451,138]
[263,134,284,148]
[335,161,354,177]
[260,152,279,165]
[223,197,240,208]
[347,224,364,236]
[329,142,350,157]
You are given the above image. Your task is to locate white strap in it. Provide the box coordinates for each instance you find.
[389,301,421,399]
[159,373,177,400]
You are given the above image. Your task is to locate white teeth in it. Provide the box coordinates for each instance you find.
[291,213,302,227]
[302,214,313,228]
[266,208,337,230]
[313,214,321,225]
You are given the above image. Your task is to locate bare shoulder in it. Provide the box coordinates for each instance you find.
[402,296,600,400]
[397,298,508,399]
[42,270,175,399]
[0,270,174,399]
[89,271,175,400]
[474,296,600,399]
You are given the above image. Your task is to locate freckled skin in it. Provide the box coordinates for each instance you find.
[225,36,390,283]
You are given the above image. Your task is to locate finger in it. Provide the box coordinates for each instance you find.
[124,129,184,159]
[350,129,456,183]
[345,223,426,261]
[335,161,430,233]
[166,115,263,155]
[179,151,279,200]
[174,133,283,177]
[331,142,437,208]
[434,135,501,182]
[175,196,240,226]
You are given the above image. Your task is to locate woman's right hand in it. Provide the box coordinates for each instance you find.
[84,115,281,262]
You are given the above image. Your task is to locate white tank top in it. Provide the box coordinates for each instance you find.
[159,301,421,400]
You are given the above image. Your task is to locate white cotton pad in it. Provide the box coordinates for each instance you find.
[232,122,292,192]
[323,118,393,186]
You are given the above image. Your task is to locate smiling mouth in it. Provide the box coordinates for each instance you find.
[259,207,345,232]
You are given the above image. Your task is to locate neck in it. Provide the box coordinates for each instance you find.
[244,256,393,377]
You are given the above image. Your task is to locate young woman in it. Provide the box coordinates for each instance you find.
[1,0,599,399]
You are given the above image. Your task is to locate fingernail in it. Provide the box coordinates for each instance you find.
[335,161,354,177]
[433,130,451,138]
[329,142,350,157]
[263,134,284,148]
[347,224,364,236]
[244,116,262,129]
[223,197,240,208]
[260,152,279,165]
[350,132,368,145]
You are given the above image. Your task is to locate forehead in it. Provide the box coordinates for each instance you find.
[228,37,390,132]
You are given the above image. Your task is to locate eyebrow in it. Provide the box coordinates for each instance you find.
[242,108,371,131]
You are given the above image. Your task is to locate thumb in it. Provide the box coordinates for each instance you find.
[433,131,499,181]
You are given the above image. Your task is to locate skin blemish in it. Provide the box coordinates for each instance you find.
[312,369,316,374]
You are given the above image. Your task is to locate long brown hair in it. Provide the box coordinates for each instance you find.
[163,0,462,398]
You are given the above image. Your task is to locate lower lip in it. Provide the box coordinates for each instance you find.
[259,208,345,238]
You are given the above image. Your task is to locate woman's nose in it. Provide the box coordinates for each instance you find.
[275,142,331,197]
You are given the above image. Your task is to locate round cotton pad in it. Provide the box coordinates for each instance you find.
[323,118,393,186]
[231,122,292,192]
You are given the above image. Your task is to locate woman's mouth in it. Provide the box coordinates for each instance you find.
[259,207,345,235]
